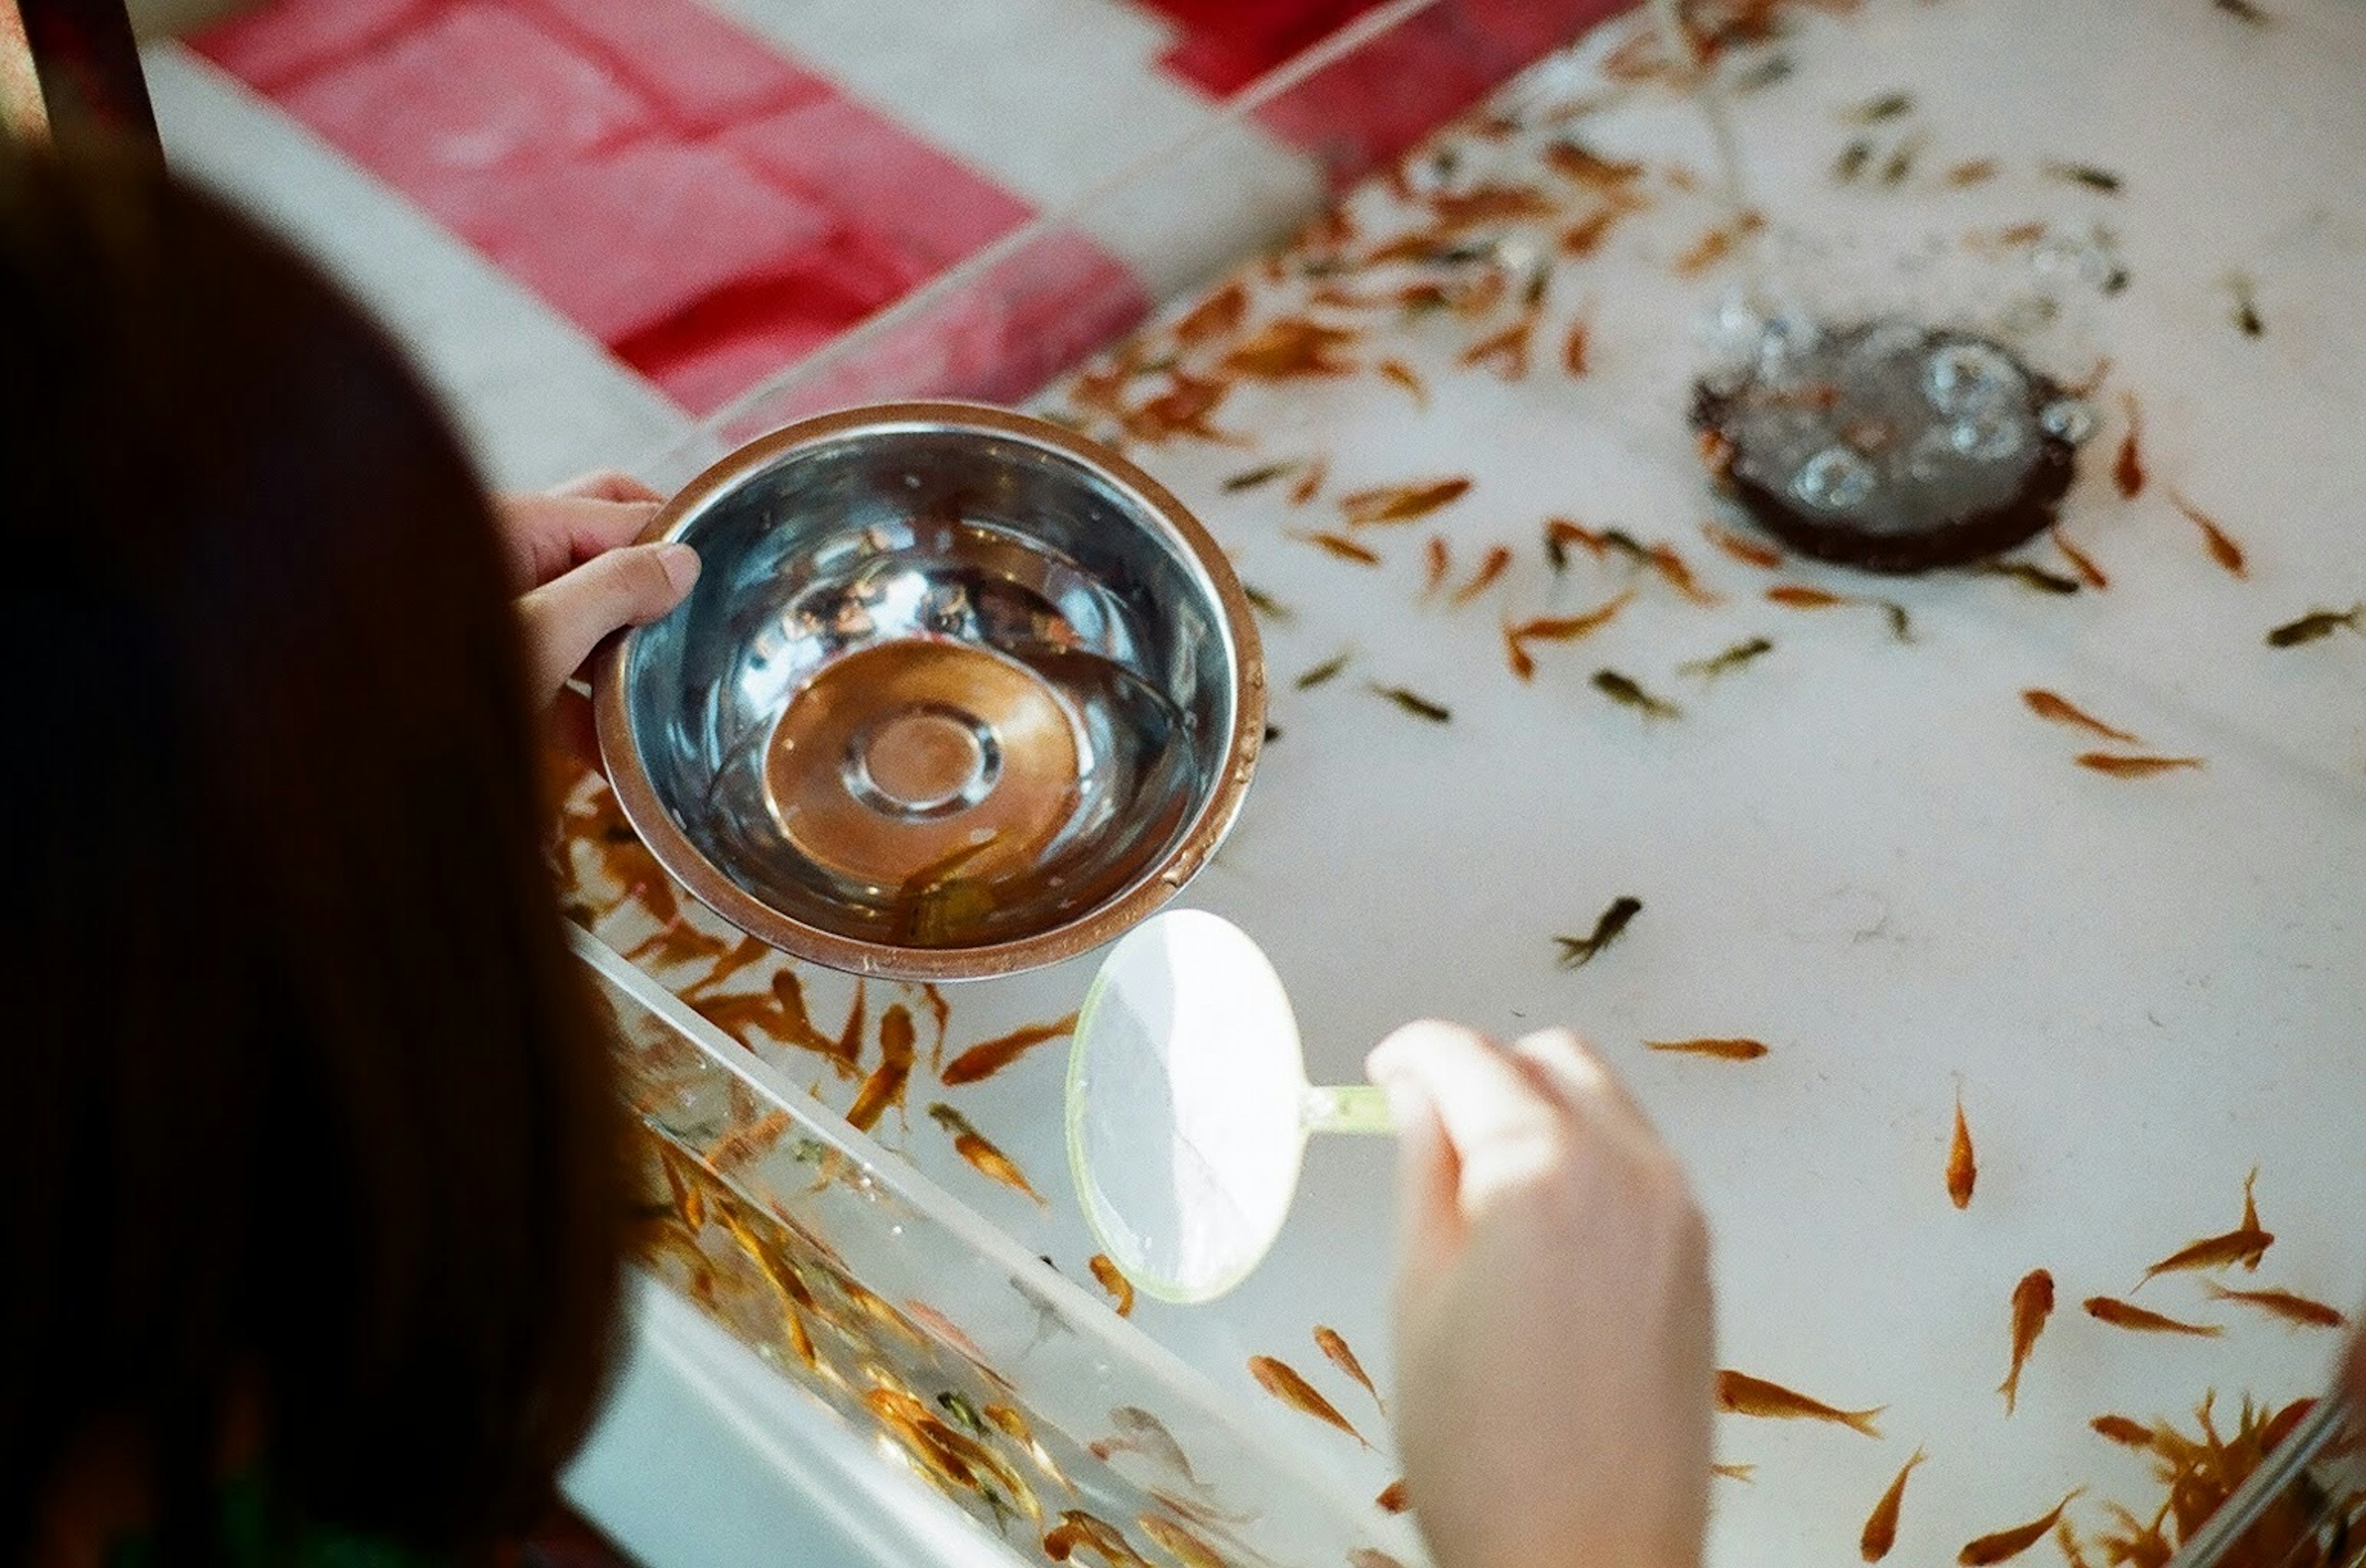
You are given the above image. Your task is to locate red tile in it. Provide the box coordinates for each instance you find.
[509,0,835,134]
[273,2,649,182]
[193,0,443,93]
[722,97,1034,272]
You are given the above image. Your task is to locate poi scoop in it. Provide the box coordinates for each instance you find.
[1065,909,1394,1304]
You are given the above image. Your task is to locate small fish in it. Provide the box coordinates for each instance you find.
[1087,1254,1136,1317]
[1376,357,1428,407]
[1248,1355,1370,1447]
[1946,158,1999,187]
[2052,530,2109,590]
[937,1389,988,1436]
[2044,161,2124,193]
[2022,689,2140,745]
[1341,477,1472,527]
[1948,1088,1977,1211]
[1287,458,1328,507]
[1349,1553,1410,1568]
[1960,1491,2084,1566]
[1315,1326,1384,1413]
[1505,593,1635,674]
[2266,604,2364,647]
[1978,561,2083,596]
[2138,1225,2277,1287]
[2167,490,2247,577]
[837,977,869,1062]
[1766,583,1850,609]
[2114,394,2145,498]
[927,1103,1049,1208]
[1222,317,1359,379]
[1564,317,1591,376]
[1676,224,1739,277]
[1450,545,1514,606]
[1296,652,1353,692]
[707,1108,793,1168]
[1848,90,1915,123]
[2082,1295,2222,1336]
[1860,1447,1927,1563]
[1107,1406,1203,1485]
[1294,530,1383,566]
[919,982,953,1074]
[1221,461,1299,493]
[1680,636,1774,680]
[1999,1269,2055,1415]
[1502,625,1537,683]
[2076,752,2205,778]
[1560,207,1622,257]
[1242,583,1296,622]
[2215,0,2272,20]
[1135,1516,1227,1568]
[1458,319,1535,381]
[1172,280,1248,347]
[1375,1479,1410,1513]
[939,1012,1079,1086]
[1592,668,1681,719]
[1643,540,1720,606]
[2238,1168,2264,1266]
[1557,895,1643,970]
[1834,139,1873,183]
[1731,52,1794,92]
[2090,1414,2154,1448]
[1541,140,1646,190]
[1880,133,1926,187]
[1716,1370,1884,1437]
[1712,1463,1758,1483]
[1370,684,1451,724]
[1703,523,1783,569]
[2203,1282,2347,1329]
[844,1003,916,1132]
[1423,535,1452,596]
[2227,273,2264,336]
[1647,1038,1770,1061]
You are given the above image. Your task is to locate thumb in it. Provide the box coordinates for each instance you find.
[516,542,699,705]
[1380,1072,1463,1290]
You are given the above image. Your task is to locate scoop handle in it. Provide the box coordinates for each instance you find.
[1301,1084,1396,1135]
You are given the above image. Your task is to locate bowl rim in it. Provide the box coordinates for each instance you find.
[590,399,1266,983]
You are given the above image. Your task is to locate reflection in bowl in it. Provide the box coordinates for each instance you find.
[595,403,1264,982]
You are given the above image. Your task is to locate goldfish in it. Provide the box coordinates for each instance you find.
[1423,537,1452,596]
[1642,542,1720,606]
[1947,1087,1977,1211]
[1998,1269,2054,1415]
[1296,530,1383,566]
[1172,281,1248,347]
[771,969,861,1076]
[2076,753,2204,778]
[2082,1296,2222,1337]
[1458,320,1535,380]
[1504,592,1635,668]
[1946,158,1999,186]
[1340,477,1471,527]
[1564,319,1592,376]
[2167,490,2246,577]
[1715,1370,1883,1436]
[1349,1553,1410,1568]
[2201,1282,2347,1328]
[1860,1447,1926,1562]
[1376,358,1428,407]
[2137,1223,2275,1288]
[1959,1490,2083,1566]
[1450,545,1513,606]
[1286,458,1328,507]
[1559,208,1622,257]
[927,1103,1049,1208]
[919,983,952,1074]
[1542,140,1644,189]
[1702,524,1783,569]
[1221,318,1359,380]
[2051,530,2108,589]
[1556,895,1642,970]
[1134,1516,1227,1568]
[1502,625,1537,682]
[1712,1463,1757,1483]
[1088,1254,1136,1317]
[1248,1355,1370,1447]
[1370,684,1451,723]
[2022,690,2139,745]
[844,1004,914,1132]
[707,1108,792,1168]
[1375,1479,1410,1513]
[2113,393,2145,498]
[1767,583,1848,609]
[1646,1038,1770,1061]
[1315,1326,1384,1413]
[938,1012,1079,1086]
[2089,1415,2153,1448]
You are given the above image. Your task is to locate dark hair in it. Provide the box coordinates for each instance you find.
[0,139,627,1561]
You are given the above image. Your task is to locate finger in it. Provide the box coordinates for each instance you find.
[496,494,664,588]
[550,684,603,776]
[1506,1027,1660,1140]
[1381,1071,1461,1280]
[555,468,666,504]
[516,543,699,706]
[1367,1020,1568,1213]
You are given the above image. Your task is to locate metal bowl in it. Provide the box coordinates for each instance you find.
[593,402,1264,982]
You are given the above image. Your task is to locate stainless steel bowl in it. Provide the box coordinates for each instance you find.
[593,403,1264,981]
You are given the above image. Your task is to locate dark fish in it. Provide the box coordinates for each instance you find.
[1295,652,1352,691]
[2266,604,2364,647]
[1557,895,1642,970]
[1370,684,1451,723]
[1979,561,2083,596]
[2045,161,2124,193]
[1848,91,1915,123]
[1592,668,1681,719]
[1834,139,1873,183]
[1242,583,1296,622]
[2114,394,2145,498]
[2227,273,2265,336]
[1680,636,1774,680]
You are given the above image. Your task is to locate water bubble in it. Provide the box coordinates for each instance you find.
[2039,398,2097,442]
[1925,340,2022,415]
[1757,313,1825,380]
[1949,409,2027,463]
[1792,445,1877,511]
[1906,426,1962,484]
